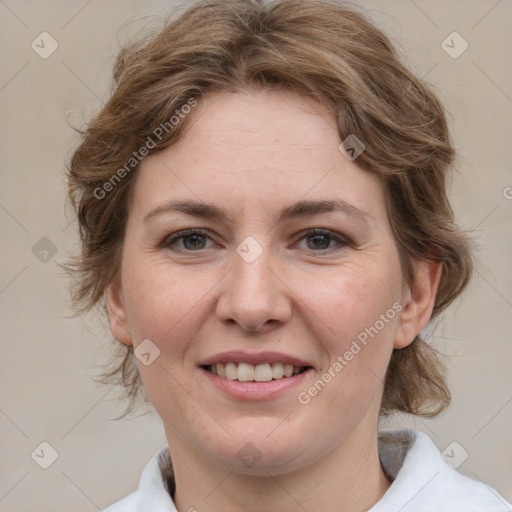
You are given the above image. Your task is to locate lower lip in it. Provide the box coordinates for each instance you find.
[200,367,313,401]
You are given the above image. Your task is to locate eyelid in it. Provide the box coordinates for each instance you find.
[161,228,214,249]
[295,227,350,243]
[161,227,352,253]
[293,227,351,252]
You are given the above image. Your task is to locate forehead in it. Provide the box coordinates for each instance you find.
[130,88,386,223]
[165,88,340,163]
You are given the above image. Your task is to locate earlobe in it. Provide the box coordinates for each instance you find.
[394,259,442,349]
[105,278,133,346]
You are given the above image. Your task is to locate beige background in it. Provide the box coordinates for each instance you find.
[0,0,511,510]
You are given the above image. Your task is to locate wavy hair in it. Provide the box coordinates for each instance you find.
[65,0,474,418]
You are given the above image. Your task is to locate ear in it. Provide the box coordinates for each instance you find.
[394,259,442,349]
[105,276,133,346]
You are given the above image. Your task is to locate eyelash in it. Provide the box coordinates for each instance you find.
[161,228,350,254]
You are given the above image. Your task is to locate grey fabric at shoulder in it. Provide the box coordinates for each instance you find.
[101,445,177,512]
[377,429,415,481]
[371,429,512,512]
[158,448,176,498]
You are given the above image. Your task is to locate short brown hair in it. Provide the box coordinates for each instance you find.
[65,0,473,418]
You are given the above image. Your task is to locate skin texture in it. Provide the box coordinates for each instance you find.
[106,87,441,512]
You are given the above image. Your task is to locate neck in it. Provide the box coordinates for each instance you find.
[166,425,391,512]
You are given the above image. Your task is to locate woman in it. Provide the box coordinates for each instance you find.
[65,0,511,510]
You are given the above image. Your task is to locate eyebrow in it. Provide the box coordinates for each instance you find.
[143,198,373,225]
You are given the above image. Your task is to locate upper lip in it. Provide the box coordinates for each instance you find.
[198,350,313,368]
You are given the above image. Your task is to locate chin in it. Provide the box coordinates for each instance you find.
[198,428,320,476]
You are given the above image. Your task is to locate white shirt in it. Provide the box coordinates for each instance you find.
[102,429,511,511]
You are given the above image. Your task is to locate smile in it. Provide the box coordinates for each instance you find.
[203,362,310,382]
[198,350,314,400]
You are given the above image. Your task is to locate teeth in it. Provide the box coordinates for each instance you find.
[237,362,254,382]
[225,362,237,380]
[216,363,225,378]
[208,362,307,382]
[271,362,284,379]
[254,363,272,382]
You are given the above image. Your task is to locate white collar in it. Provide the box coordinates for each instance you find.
[103,429,512,511]
[369,429,511,511]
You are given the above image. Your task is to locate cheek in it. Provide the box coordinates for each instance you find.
[121,250,206,341]
[120,257,211,417]
[304,258,400,344]
[296,259,401,398]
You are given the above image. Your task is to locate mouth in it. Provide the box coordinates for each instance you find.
[201,362,312,382]
[198,351,314,400]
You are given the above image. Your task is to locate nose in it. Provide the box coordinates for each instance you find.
[215,245,292,334]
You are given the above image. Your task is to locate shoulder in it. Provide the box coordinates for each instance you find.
[101,446,177,512]
[372,429,511,512]
[101,491,140,512]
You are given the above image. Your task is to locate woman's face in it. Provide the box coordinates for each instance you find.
[107,88,432,475]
